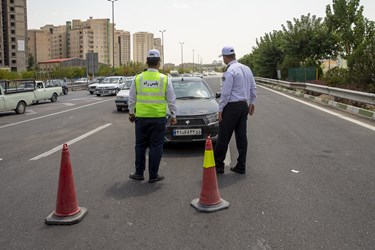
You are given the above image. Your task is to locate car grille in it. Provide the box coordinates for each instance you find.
[175,116,206,126]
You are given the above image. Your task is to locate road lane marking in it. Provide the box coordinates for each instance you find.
[30,123,112,161]
[0,98,115,129]
[259,85,375,132]
[62,102,75,106]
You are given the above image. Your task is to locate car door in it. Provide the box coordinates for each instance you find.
[0,88,5,111]
[34,82,47,100]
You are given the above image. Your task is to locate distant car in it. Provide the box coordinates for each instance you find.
[74,77,89,85]
[87,77,105,95]
[95,76,126,96]
[46,79,68,95]
[165,77,220,143]
[115,79,133,111]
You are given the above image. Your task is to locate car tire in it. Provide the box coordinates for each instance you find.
[15,101,26,114]
[117,106,122,112]
[51,93,58,102]
[89,91,93,95]
[96,94,101,97]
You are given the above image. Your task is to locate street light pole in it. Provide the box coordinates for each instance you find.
[159,29,166,71]
[179,42,184,72]
[108,0,117,70]
[192,49,195,72]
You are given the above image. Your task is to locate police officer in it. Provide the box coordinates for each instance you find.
[214,46,257,175]
[128,49,177,183]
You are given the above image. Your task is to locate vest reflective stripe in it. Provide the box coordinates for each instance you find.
[135,71,167,118]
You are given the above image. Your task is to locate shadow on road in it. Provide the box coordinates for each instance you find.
[105,180,162,200]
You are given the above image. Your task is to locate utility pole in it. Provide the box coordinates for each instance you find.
[179,42,184,72]
[159,30,166,71]
[108,0,117,69]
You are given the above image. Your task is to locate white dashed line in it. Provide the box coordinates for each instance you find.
[30,123,112,160]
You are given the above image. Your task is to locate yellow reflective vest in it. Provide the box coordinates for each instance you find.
[135,71,168,118]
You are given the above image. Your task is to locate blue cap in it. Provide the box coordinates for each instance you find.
[219,46,235,57]
[147,49,160,58]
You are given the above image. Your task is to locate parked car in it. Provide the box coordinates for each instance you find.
[95,76,126,96]
[115,79,133,111]
[46,79,68,95]
[87,77,105,95]
[165,77,220,143]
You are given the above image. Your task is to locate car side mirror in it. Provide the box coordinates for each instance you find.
[215,92,221,98]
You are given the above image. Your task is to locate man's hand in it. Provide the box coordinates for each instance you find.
[249,104,255,116]
[170,117,177,125]
[218,112,223,122]
[129,114,136,123]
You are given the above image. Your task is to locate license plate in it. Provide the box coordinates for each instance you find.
[173,128,202,136]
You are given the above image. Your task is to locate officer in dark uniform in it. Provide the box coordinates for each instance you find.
[214,46,257,175]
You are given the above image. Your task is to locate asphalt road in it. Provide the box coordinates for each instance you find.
[0,77,374,249]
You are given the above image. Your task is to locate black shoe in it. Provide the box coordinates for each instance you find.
[230,167,246,174]
[216,167,224,174]
[148,175,165,183]
[129,173,144,181]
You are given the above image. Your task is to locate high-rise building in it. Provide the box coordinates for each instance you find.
[68,18,111,65]
[0,0,27,71]
[154,38,163,68]
[133,32,154,64]
[28,29,51,66]
[115,30,130,66]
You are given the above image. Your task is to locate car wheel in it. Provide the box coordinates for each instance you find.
[116,106,122,112]
[89,91,93,95]
[96,94,101,97]
[15,101,26,114]
[51,93,58,102]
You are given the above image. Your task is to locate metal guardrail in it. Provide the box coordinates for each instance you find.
[255,77,375,105]
[67,83,89,91]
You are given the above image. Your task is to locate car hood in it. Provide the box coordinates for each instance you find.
[97,83,118,88]
[169,98,218,116]
[117,89,130,97]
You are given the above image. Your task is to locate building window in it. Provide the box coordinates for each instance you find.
[11,30,15,34]
[10,14,15,19]
[12,60,16,64]
[11,45,16,49]
[11,38,15,42]
[12,53,16,56]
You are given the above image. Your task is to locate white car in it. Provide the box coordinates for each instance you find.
[115,79,133,111]
[95,76,126,96]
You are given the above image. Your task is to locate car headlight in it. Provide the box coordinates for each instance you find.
[116,96,125,100]
[206,113,218,123]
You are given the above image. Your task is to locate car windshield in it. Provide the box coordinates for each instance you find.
[103,77,120,84]
[122,80,133,90]
[172,79,212,99]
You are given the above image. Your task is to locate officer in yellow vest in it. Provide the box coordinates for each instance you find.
[128,49,177,183]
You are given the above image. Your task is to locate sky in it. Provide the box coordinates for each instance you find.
[27,0,375,65]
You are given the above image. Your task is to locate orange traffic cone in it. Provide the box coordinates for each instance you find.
[45,144,88,225]
[191,136,229,212]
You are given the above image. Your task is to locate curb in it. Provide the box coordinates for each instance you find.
[259,83,375,120]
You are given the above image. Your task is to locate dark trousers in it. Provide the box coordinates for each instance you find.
[135,117,166,178]
[214,101,248,170]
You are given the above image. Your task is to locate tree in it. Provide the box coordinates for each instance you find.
[325,0,366,57]
[282,13,338,66]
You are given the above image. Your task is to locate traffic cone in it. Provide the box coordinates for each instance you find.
[45,144,88,225]
[191,136,229,212]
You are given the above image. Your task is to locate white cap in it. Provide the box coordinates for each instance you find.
[147,49,161,58]
[219,46,235,57]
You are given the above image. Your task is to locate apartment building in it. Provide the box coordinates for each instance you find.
[0,0,27,71]
[28,29,50,65]
[114,30,130,66]
[133,32,154,64]
[154,37,163,67]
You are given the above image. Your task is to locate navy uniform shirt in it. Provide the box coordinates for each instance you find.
[219,60,257,112]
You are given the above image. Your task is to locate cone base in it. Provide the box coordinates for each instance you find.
[190,198,230,213]
[45,207,88,225]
